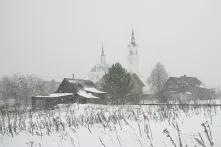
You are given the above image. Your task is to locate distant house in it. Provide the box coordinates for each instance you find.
[164,75,202,92]
[125,73,145,103]
[163,75,214,101]
[129,74,145,94]
[32,75,106,109]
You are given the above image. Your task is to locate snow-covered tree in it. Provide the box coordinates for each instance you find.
[147,62,168,95]
[0,74,59,105]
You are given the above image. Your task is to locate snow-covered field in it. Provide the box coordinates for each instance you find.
[0,104,221,147]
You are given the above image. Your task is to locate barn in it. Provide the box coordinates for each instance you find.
[32,75,106,109]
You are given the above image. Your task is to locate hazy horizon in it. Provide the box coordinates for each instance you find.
[1,0,221,87]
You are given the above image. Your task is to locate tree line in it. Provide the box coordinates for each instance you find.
[1,62,219,106]
[0,74,59,106]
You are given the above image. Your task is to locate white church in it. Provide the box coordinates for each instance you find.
[88,29,140,83]
[88,45,110,83]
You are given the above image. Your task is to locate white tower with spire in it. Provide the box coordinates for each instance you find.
[127,29,139,74]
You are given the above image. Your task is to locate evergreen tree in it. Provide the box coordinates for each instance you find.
[101,63,134,104]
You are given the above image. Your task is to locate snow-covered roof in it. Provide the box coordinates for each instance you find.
[35,93,73,98]
[56,78,106,95]
[200,83,206,88]
[77,90,99,99]
[84,87,106,94]
[66,79,94,87]
[166,76,202,88]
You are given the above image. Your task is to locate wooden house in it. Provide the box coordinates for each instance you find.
[163,75,214,101]
[127,73,145,103]
[32,75,106,109]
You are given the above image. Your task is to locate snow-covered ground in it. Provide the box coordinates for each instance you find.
[0,104,221,147]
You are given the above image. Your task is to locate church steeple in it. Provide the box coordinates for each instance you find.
[131,28,136,45]
[127,28,139,74]
[100,44,106,65]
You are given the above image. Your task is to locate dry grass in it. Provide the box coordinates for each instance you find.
[0,104,219,147]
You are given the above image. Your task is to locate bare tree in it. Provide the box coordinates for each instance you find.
[0,74,58,106]
[147,62,168,96]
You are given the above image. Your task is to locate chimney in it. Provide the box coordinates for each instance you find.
[72,74,74,79]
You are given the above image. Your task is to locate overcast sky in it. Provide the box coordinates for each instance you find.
[0,0,221,87]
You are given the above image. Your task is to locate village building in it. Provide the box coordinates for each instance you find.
[162,75,215,102]
[127,73,145,103]
[32,75,106,109]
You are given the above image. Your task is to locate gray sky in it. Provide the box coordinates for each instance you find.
[0,0,221,87]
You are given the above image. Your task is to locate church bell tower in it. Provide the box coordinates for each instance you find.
[127,28,139,74]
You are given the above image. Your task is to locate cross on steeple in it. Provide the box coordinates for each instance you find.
[100,44,106,65]
[101,44,104,56]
